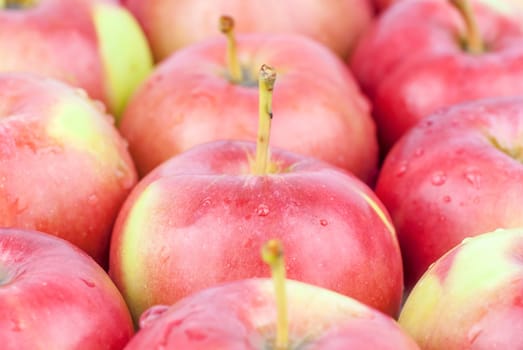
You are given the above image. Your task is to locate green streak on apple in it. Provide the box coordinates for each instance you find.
[47,99,121,166]
[93,2,153,121]
[119,183,159,321]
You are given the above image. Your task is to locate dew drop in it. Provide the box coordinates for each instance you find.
[87,194,98,205]
[10,319,23,332]
[431,172,447,186]
[139,305,171,329]
[185,328,207,341]
[256,204,269,217]
[13,197,28,213]
[201,197,211,208]
[80,278,96,288]
[414,148,424,157]
[74,88,88,99]
[396,162,408,177]
[467,324,483,344]
[320,219,328,227]
[464,170,481,188]
[443,196,451,203]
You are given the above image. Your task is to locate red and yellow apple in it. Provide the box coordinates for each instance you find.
[376,97,523,287]
[0,228,134,349]
[126,278,419,349]
[120,0,374,61]
[400,228,523,349]
[120,27,378,182]
[0,73,137,266]
[0,0,153,118]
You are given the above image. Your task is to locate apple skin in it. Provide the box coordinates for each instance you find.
[125,278,419,350]
[399,228,523,349]
[0,0,153,118]
[119,33,378,183]
[375,97,523,288]
[120,0,374,61]
[0,228,134,349]
[109,140,403,322]
[350,0,523,150]
[0,73,137,266]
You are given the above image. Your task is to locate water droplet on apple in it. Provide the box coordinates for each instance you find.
[431,171,447,186]
[414,148,424,157]
[139,305,171,329]
[320,219,328,226]
[396,162,408,177]
[10,319,23,332]
[464,170,481,188]
[443,196,451,203]
[87,194,98,205]
[80,278,96,288]
[92,100,107,114]
[467,324,483,343]
[201,197,211,208]
[185,328,207,341]
[438,215,446,222]
[13,197,28,213]
[74,88,88,99]
[115,159,134,190]
[256,204,269,217]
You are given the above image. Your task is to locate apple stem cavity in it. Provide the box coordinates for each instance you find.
[254,64,277,175]
[219,15,243,83]
[449,0,484,53]
[262,239,289,350]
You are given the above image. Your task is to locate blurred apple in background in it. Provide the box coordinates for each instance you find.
[0,0,153,118]
[351,0,523,151]
[120,0,374,62]
[111,65,402,322]
[126,278,419,349]
[120,17,378,183]
[0,228,134,349]
[0,73,137,266]
[376,97,523,287]
[400,228,523,349]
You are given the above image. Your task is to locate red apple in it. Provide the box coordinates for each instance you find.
[109,137,403,321]
[0,0,153,118]
[125,278,419,349]
[120,0,374,61]
[120,21,378,183]
[0,227,134,349]
[399,228,523,349]
[0,73,137,266]
[376,97,523,287]
[350,0,523,151]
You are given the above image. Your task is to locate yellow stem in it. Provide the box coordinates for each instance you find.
[449,0,484,53]
[219,15,243,83]
[261,239,289,350]
[254,64,276,175]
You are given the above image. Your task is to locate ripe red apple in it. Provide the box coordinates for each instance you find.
[125,278,419,349]
[0,227,134,349]
[0,73,137,266]
[399,228,523,349]
[120,19,378,183]
[375,97,523,287]
[120,0,374,61]
[0,0,153,118]
[350,0,523,151]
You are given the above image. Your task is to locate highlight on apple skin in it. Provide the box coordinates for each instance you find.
[125,278,420,350]
[0,0,153,119]
[0,228,134,349]
[0,72,137,266]
[400,228,523,350]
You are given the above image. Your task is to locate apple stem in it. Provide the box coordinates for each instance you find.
[262,239,289,350]
[254,64,277,175]
[219,16,243,83]
[449,0,484,53]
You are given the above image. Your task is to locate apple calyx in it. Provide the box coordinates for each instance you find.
[253,64,277,175]
[219,15,244,84]
[262,239,289,350]
[449,0,484,53]
[1,0,36,9]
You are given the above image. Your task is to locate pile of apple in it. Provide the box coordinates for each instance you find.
[2,0,523,348]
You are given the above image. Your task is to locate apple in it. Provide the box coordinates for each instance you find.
[125,239,418,349]
[0,227,134,349]
[0,72,137,266]
[350,0,523,151]
[110,65,403,323]
[120,0,374,61]
[0,0,153,119]
[119,17,378,183]
[399,228,523,349]
[375,97,523,288]
[125,278,419,349]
